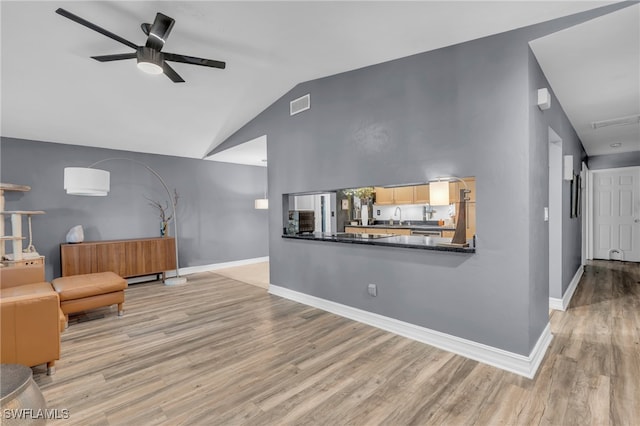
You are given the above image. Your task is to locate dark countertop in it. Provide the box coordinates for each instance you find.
[344,223,457,232]
[282,232,475,253]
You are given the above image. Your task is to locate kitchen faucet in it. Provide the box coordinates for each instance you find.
[423,204,434,220]
[394,206,402,224]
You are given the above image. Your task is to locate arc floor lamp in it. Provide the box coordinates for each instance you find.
[64,158,187,286]
[429,176,471,246]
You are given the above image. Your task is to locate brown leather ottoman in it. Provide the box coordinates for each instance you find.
[51,272,128,326]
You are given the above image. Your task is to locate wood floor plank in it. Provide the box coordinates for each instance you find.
[473,383,529,425]
[29,261,639,425]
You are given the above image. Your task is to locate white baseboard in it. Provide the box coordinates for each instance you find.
[269,284,552,379]
[549,265,584,311]
[164,256,269,277]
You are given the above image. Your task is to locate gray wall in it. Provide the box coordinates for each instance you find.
[528,50,586,304]
[0,137,269,280]
[205,4,629,356]
[234,35,534,356]
[589,151,640,170]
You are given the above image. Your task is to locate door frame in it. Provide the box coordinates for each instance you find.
[582,162,590,263]
[589,166,640,261]
[548,128,563,300]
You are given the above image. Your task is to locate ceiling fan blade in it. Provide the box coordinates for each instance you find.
[164,53,226,69]
[145,13,175,51]
[56,8,138,50]
[163,62,185,83]
[91,53,137,62]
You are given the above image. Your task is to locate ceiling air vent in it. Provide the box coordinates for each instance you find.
[591,114,640,129]
[290,94,310,116]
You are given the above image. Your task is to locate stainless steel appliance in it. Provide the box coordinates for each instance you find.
[288,210,315,234]
[410,229,442,237]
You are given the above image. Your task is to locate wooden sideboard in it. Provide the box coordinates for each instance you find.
[60,237,176,278]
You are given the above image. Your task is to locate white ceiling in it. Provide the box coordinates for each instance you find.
[205,134,267,167]
[2,1,635,161]
[530,3,639,156]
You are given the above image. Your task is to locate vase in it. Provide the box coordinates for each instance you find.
[160,221,168,237]
[362,204,369,226]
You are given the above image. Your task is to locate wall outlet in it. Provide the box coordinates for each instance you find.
[377,210,381,216]
[544,207,549,222]
[367,283,377,297]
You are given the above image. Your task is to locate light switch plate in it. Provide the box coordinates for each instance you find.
[544,207,549,222]
[367,283,377,297]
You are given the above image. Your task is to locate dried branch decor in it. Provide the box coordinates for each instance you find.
[146,189,179,223]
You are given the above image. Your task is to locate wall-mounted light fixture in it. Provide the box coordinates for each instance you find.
[254,198,269,209]
[255,160,269,209]
[537,88,551,111]
[563,155,573,181]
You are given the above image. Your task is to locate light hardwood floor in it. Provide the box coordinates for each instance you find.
[212,261,269,289]
[33,260,639,425]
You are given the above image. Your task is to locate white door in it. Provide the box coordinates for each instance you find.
[593,167,640,262]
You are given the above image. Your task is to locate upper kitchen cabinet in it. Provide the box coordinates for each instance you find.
[374,187,395,205]
[413,185,430,204]
[374,186,417,205]
[393,186,414,204]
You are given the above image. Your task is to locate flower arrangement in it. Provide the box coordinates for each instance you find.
[344,186,375,202]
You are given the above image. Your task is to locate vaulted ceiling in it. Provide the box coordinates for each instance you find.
[2,1,636,160]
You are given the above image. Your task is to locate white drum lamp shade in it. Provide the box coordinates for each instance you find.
[64,167,110,196]
[429,180,450,206]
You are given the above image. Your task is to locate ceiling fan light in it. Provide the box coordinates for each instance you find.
[137,61,163,75]
[136,47,163,75]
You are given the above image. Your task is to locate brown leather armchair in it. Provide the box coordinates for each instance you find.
[0,265,62,375]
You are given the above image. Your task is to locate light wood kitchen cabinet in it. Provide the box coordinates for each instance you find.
[365,227,387,235]
[365,227,389,234]
[369,227,411,236]
[393,186,414,204]
[345,226,366,234]
[413,185,430,203]
[374,186,415,205]
[374,187,395,205]
[345,226,411,236]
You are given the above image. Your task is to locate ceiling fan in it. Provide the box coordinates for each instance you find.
[55,8,226,83]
